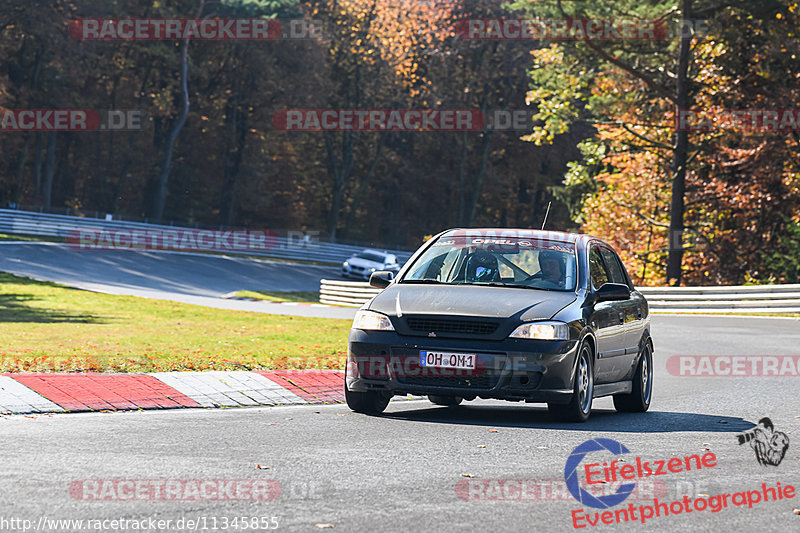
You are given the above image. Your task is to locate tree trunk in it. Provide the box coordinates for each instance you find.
[220,100,248,226]
[57,135,75,207]
[325,131,355,241]
[11,44,43,206]
[150,0,204,221]
[33,133,43,196]
[466,130,493,225]
[13,136,32,205]
[41,132,57,208]
[457,132,469,225]
[666,0,693,285]
[343,134,385,238]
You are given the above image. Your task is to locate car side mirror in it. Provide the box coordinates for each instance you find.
[369,270,395,289]
[594,282,631,303]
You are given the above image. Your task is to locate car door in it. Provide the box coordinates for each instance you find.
[599,246,642,373]
[587,244,626,383]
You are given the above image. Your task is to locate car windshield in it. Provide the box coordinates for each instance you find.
[402,234,577,291]
[354,252,386,263]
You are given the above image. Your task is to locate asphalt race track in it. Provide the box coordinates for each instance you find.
[0,242,354,318]
[2,315,799,532]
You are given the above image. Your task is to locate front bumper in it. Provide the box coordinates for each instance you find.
[341,266,373,280]
[346,329,580,404]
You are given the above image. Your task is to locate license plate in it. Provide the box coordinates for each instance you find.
[419,351,477,370]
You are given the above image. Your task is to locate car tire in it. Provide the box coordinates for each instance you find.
[548,342,594,423]
[613,341,653,413]
[428,395,463,407]
[345,387,390,415]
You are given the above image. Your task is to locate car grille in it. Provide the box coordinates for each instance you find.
[405,317,498,336]
[396,374,499,389]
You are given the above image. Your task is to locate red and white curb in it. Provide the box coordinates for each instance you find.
[0,370,344,415]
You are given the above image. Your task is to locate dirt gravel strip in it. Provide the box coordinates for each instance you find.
[0,370,345,414]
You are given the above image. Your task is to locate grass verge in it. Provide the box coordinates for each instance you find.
[0,272,349,373]
[0,233,64,243]
[232,290,320,303]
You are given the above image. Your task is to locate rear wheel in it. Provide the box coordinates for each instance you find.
[428,395,463,407]
[345,388,390,415]
[613,342,653,413]
[548,342,594,422]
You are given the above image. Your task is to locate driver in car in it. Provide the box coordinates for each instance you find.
[466,251,500,283]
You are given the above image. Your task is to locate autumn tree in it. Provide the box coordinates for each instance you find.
[516,0,800,285]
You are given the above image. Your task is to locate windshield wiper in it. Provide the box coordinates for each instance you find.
[481,282,538,290]
[402,280,565,291]
[465,282,563,291]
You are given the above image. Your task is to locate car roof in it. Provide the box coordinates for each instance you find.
[439,228,597,245]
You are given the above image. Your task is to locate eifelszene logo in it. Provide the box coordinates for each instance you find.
[565,439,636,508]
[736,417,790,466]
[565,438,718,509]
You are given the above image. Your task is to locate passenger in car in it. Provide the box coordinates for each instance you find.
[538,250,566,288]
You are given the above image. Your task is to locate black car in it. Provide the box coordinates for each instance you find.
[345,228,653,422]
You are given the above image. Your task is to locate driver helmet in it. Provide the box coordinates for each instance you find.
[467,251,498,282]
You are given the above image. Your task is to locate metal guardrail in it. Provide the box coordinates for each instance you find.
[638,285,800,313]
[319,279,800,313]
[320,279,383,307]
[0,209,413,266]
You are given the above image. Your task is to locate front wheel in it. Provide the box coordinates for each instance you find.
[613,342,653,413]
[548,342,594,422]
[345,388,390,415]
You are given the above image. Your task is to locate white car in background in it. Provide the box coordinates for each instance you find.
[341,249,400,280]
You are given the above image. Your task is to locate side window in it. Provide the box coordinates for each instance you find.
[588,246,609,289]
[600,248,629,287]
[410,253,446,280]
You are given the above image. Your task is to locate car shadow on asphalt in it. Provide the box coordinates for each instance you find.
[382,405,755,433]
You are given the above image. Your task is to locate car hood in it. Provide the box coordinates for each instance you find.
[346,258,381,268]
[368,283,577,321]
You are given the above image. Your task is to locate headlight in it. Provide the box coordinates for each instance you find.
[509,321,569,340]
[352,310,395,331]
[343,261,349,267]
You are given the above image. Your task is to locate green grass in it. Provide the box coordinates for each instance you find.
[232,290,320,303]
[0,272,350,373]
